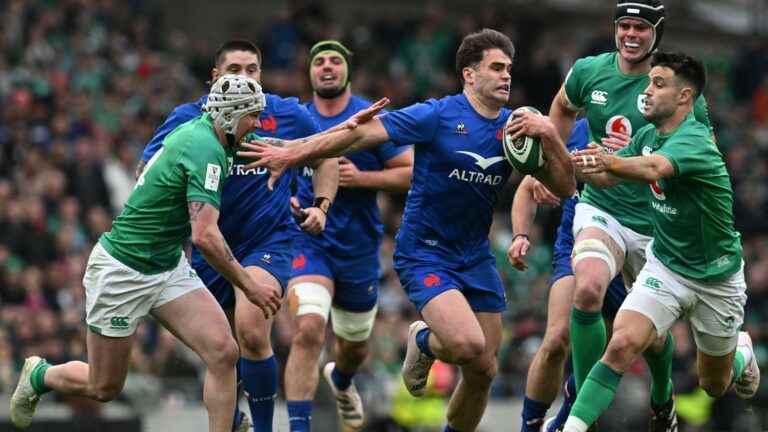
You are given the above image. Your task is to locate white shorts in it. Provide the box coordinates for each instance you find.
[620,242,747,356]
[572,202,651,280]
[83,243,205,337]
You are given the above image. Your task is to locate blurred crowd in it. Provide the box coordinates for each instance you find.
[0,0,767,430]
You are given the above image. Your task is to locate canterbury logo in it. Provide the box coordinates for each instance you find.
[456,151,505,170]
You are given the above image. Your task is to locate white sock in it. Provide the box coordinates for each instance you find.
[563,416,589,432]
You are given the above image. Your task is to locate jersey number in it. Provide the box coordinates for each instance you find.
[136,148,165,188]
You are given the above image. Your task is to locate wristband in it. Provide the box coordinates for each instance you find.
[512,233,529,242]
[312,197,331,214]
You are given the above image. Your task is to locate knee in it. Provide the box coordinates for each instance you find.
[91,382,124,402]
[540,325,570,361]
[292,316,327,352]
[204,335,240,370]
[446,334,486,365]
[573,277,604,310]
[699,375,730,398]
[236,322,271,353]
[603,330,643,369]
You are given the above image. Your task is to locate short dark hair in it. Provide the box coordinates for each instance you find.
[214,39,262,67]
[651,51,706,98]
[455,28,515,83]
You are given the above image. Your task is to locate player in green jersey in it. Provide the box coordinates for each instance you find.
[9,75,282,432]
[564,51,759,432]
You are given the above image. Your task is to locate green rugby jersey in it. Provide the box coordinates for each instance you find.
[100,114,234,274]
[565,52,711,235]
[618,113,741,282]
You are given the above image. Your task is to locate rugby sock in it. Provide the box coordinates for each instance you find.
[642,330,674,405]
[240,356,277,431]
[30,360,52,395]
[549,375,577,431]
[416,328,435,358]
[287,400,313,432]
[570,308,606,391]
[732,351,747,383]
[566,362,622,431]
[331,365,355,391]
[444,426,461,432]
[520,396,549,431]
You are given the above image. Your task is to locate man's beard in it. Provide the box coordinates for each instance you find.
[314,84,346,99]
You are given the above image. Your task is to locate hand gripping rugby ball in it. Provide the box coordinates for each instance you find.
[503,106,545,174]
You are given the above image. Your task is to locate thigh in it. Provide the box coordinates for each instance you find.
[697,348,735,383]
[420,289,484,350]
[151,287,233,356]
[86,329,135,392]
[234,266,282,333]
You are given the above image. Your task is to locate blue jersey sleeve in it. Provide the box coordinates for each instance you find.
[141,104,201,162]
[379,100,440,147]
[566,119,589,153]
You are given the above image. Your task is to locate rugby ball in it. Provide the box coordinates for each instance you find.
[502,106,545,174]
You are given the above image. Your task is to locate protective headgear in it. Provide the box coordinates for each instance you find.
[309,40,353,98]
[614,0,665,63]
[204,74,266,136]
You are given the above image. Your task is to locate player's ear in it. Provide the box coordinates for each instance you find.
[211,68,220,83]
[462,67,475,85]
[678,85,694,106]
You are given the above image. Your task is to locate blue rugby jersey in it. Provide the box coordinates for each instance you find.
[380,93,514,265]
[140,93,319,251]
[295,95,408,256]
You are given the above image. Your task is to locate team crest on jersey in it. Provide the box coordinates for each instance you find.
[606,115,632,137]
[423,273,441,288]
[590,90,608,105]
[258,115,278,132]
[455,122,468,135]
[637,94,648,114]
[292,254,307,270]
[641,146,653,156]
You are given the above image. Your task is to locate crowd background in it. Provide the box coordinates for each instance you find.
[0,0,767,430]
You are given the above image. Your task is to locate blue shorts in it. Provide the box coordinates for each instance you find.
[394,256,506,313]
[191,234,293,310]
[290,239,379,312]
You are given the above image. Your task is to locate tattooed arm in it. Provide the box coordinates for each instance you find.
[188,201,281,316]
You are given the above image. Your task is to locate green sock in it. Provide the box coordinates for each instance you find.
[732,351,746,383]
[570,361,623,427]
[30,360,52,395]
[571,307,606,391]
[643,330,674,405]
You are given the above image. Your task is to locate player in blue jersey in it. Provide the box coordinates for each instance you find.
[283,40,414,431]
[239,29,576,432]
[137,40,339,432]
[509,119,628,432]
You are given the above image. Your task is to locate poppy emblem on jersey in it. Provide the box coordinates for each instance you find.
[292,254,307,269]
[455,122,468,135]
[423,273,441,287]
[605,115,632,137]
[259,115,278,132]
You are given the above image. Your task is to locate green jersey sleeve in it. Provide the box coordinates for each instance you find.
[693,95,713,131]
[655,124,715,178]
[180,141,227,209]
[563,57,592,109]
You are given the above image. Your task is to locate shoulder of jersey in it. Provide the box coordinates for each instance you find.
[263,93,302,114]
[574,52,615,70]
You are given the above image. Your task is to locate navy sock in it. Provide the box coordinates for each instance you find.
[331,365,355,391]
[416,328,435,358]
[444,426,461,432]
[521,396,549,431]
[240,356,277,431]
[549,375,577,432]
[287,400,313,432]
